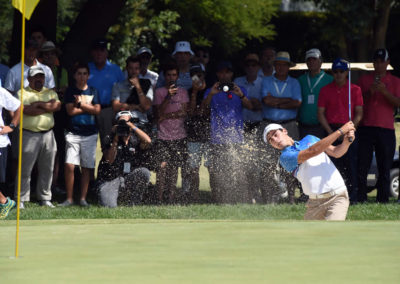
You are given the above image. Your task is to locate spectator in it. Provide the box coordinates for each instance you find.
[59,62,101,207]
[30,26,47,48]
[4,39,55,96]
[0,63,9,87]
[357,49,400,203]
[258,46,276,77]
[298,48,333,138]
[137,47,159,90]
[317,58,363,204]
[234,53,263,203]
[182,64,210,202]
[156,41,193,90]
[193,46,214,87]
[153,62,189,203]
[0,86,21,218]
[15,66,61,209]
[97,111,152,207]
[88,38,124,149]
[260,51,302,203]
[201,61,253,203]
[112,56,153,131]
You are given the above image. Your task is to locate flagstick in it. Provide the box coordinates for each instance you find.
[15,0,26,258]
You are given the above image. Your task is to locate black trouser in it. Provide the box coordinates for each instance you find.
[357,126,395,203]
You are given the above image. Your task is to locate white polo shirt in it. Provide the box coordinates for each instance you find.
[280,135,346,196]
[0,87,21,147]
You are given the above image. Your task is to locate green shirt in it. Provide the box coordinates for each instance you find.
[298,70,333,124]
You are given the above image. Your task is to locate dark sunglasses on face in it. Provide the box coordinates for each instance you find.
[332,69,346,74]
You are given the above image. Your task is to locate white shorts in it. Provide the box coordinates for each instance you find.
[65,133,98,168]
[187,142,210,169]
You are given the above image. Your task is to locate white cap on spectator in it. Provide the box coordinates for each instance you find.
[28,65,45,77]
[137,47,152,56]
[115,111,133,120]
[305,48,322,60]
[172,41,194,56]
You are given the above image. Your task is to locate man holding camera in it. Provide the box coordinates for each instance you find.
[97,111,152,207]
[201,61,253,203]
[112,56,153,132]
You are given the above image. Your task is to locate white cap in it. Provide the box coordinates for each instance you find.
[137,47,152,56]
[263,123,283,143]
[305,48,322,60]
[172,41,194,56]
[115,110,132,120]
[28,65,45,77]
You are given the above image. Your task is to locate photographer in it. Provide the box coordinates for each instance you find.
[201,61,253,203]
[97,111,152,207]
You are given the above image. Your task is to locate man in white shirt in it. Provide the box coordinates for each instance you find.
[137,47,159,90]
[264,121,355,220]
[4,39,54,96]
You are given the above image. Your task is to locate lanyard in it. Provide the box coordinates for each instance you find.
[273,81,288,96]
[307,72,325,94]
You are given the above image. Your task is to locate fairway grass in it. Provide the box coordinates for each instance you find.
[1,219,399,283]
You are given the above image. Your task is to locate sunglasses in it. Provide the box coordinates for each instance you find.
[332,69,346,74]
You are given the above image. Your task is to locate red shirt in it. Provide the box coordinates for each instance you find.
[357,72,400,130]
[318,80,363,124]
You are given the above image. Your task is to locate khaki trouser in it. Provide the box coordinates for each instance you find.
[15,130,57,202]
[304,190,350,221]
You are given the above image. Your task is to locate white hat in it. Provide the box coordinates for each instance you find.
[28,65,45,77]
[137,47,152,56]
[115,110,132,120]
[172,41,194,56]
[274,51,296,67]
[263,123,283,143]
[305,48,322,60]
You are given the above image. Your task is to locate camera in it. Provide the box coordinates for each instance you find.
[218,82,234,92]
[116,119,131,136]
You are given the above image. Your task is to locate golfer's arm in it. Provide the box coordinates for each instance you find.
[324,142,351,158]
[297,130,343,164]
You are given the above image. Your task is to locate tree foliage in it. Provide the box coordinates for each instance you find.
[154,0,280,55]
[0,0,14,63]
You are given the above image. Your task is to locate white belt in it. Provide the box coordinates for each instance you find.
[308,187,347,200]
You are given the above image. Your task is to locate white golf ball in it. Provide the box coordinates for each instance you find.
[223,86,229,92]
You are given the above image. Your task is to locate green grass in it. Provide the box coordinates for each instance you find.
[1,219,399,283]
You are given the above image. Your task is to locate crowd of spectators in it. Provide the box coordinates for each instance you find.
[1,31,400,217]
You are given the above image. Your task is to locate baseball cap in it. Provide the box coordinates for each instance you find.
[332,58,349,71]
[216,61,233,72]
[115,111,133,120]
[91,38,108,50]
[172,41,194,56]
[263,123,283,144]
[190,64,205,76]
[274,51,296,67]
[137,47,152,56]
[28,65,45,77]
[373,48,389,61]
[305,48,321,60]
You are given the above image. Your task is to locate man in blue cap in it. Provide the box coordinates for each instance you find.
[317,58,363,204]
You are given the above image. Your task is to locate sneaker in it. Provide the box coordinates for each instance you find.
[39,200,55,208]
[0,198,16,219]
[79,199,89,207]
[58,200,74,207]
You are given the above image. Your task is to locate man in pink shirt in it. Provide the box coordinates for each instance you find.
[317,58,363,204]
[153,62,189,203]
[357,49,400,203]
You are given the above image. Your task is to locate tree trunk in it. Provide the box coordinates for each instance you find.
[373,0,393,50]
[61,0,127,72]
[10,0,57,66]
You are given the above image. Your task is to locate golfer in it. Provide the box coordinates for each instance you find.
[264,121,355,220]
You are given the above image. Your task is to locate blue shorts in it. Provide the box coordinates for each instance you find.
[187,142,210,169]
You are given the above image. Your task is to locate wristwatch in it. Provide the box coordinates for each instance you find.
[9,123,16,130]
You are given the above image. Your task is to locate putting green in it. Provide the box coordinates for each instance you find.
[1,220,399,283]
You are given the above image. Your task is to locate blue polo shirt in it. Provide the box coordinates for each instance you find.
[88,60,124,106]
[261,75,301,121]
[234,76,263,122]
[204,86,248,144]
[280,135,319,173]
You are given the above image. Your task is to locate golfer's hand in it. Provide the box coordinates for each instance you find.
[341,121,355,134]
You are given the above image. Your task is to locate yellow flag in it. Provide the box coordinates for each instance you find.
[12,0,40,20]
